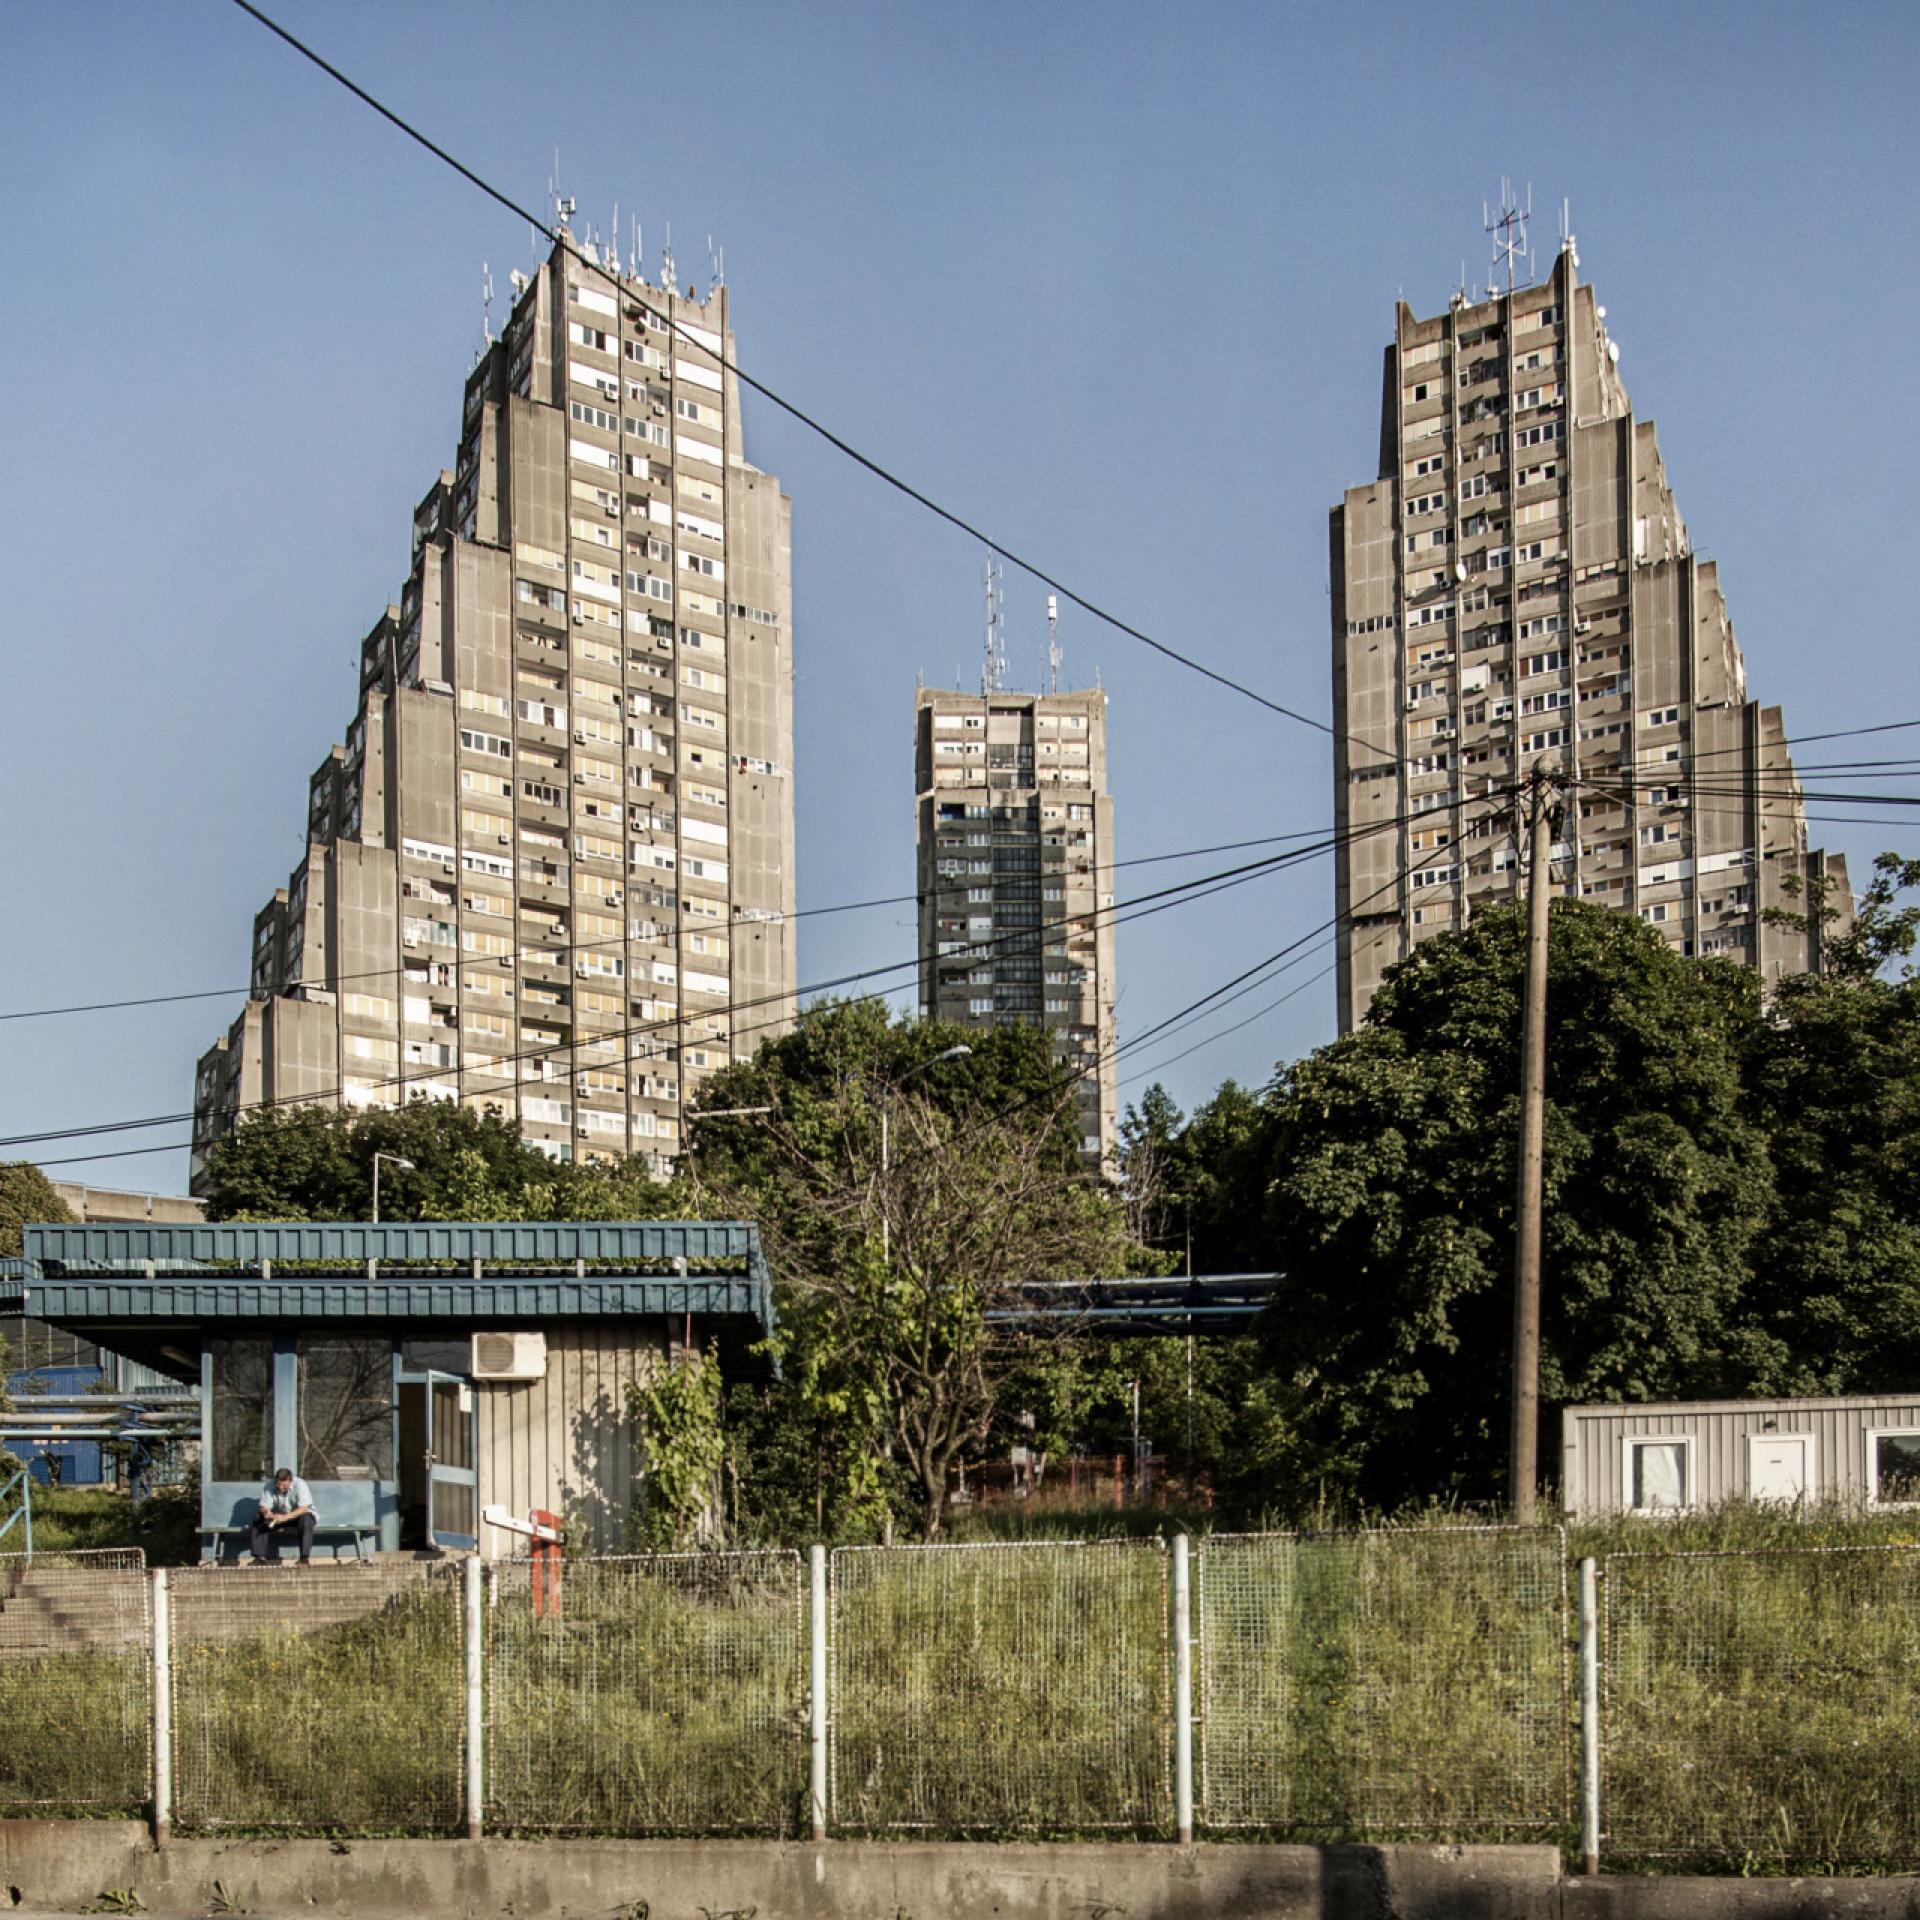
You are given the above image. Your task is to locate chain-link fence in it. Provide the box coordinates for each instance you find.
[831,1540,1170,1834]
[1198,1527,1567,1838]
[487,1550,804,1834]
[0,1550,150,1815]
[169,1562,464,1833]
[1604,1545,1920,1871]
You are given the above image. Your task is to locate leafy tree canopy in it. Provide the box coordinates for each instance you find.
[1249,899,1774,1506]
[197,1102,695,1223]
[0,1162,75,1257]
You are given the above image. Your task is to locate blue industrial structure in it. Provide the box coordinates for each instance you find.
[989,1274,1278,1333]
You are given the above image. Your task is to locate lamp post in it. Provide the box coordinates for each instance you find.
[878,1045,973,1261]
[679,1107,774,1208]
[371,1153,415,1225]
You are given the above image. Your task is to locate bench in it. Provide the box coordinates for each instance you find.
[200,1524,377,1564]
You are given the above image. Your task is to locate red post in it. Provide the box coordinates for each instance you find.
[530,1508,564,1618]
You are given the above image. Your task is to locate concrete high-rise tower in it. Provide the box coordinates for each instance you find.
[1330,240,1846,1030]
[191,228,795,1184]
[913,684,1118,1170]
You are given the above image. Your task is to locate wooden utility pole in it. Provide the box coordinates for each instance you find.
[1509,762,1555,1524]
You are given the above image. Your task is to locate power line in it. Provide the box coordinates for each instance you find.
[21,838,1378,1175]
[0,818,1347,1027]
[225,0,1379,757]
[2,813,1401,1157]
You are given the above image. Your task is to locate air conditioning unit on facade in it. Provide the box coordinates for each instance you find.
[470,1331,546,1382]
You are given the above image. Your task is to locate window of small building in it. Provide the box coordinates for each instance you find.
[1624,1436,1693,1513]
[298,1335,394,1482]
[1867,1431,1920,1506]
[210,1337,273,1483]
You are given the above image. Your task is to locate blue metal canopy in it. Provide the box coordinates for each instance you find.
[10,1220,776,1341]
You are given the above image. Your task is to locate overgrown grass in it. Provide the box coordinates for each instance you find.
[172,1580,462,1834]
[1199,1527,1566,1841]
[943,1497,1211,1543]
[0,1648,149,1816]
[9,1502,1920,1868]
[831,1540,1170,1835]
[24,1484,197,1565]
[486,1554,802,1835]
[1571,1504,1920,1874]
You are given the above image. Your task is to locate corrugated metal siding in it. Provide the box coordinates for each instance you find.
[1564,1395,1920,1517]
[475,1321,669,1555]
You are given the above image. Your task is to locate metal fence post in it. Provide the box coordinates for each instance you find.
[809,1544,829,1841]
[1578,1555,1600,1875]
[1172,1532,1194,1843]
[150,1567,172,1847]
[464,1555,485,1841]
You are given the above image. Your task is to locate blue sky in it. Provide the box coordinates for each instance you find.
[2,1,1915,1193]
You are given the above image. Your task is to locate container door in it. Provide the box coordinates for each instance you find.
[426,1372,478,1549]
[1748,1432,1811,1504]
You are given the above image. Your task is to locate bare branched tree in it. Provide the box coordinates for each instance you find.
[716,1073,1135,1539]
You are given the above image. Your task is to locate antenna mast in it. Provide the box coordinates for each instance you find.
[1484,178,1533,295]
[482,261,494,345]
[1047,593,1060,695]
[981,550,1006,695]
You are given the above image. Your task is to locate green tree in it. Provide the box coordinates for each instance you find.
[693,1001,1141,1539]
[627,1351,726,1550]
[1743,958,1920,1394]
[1767,850,1920,984]
[0,1162,75,1256]
[197,1103,695,1223]
[1249,899,1773,1509]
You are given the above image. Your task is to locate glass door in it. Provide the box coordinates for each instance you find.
[425,1372,477,1549]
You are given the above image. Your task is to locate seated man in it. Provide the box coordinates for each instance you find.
[251,1467,316,1564]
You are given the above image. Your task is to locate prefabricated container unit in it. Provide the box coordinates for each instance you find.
[1561,1392,1920,1519]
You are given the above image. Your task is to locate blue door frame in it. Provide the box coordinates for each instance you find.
[392,1360,478,1551]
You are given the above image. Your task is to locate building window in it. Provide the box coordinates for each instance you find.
[1623,1435,1693,1513]
[298,1335,395,1482]
[210,1338,274,1482]
[1866,1431,1920,1506]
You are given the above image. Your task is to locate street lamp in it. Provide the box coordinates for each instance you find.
[371,1153,416,1225]
[679,1106,774,1207]
[878,1045,973,1260]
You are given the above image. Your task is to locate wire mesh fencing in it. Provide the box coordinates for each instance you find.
[0,1551,150,1815]
[1198,1527,1567,1838]
[830,1540,1170,1834]
[486,1550,804,1834]
[169,1562,464,1833]
[1604,1545,1920,1872]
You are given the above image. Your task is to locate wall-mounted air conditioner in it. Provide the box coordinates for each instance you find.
[470,1331,547,1382]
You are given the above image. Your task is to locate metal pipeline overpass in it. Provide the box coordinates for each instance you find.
[988,1274,1278,1333]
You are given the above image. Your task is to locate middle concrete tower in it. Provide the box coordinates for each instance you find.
[914,686,1118,1170]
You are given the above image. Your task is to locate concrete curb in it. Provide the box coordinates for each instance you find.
[0,1825,1914,1920]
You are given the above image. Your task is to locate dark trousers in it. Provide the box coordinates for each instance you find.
[250,1512,316,1561]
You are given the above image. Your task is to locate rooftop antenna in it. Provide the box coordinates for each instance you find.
[608,201,620,275]
[661,223,676,295]
[1559,196,1579,276]
[481,261,494,345]
[981,549,1006,695]
[631,215,642,282]
[1047,593,1061,694]
[708,233,725,292]
[1484,179,1533,296]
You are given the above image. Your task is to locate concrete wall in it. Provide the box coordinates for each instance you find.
[47,1185,204,1225]
[9,1829,1920,1920]
[0,1828,1567,1920]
